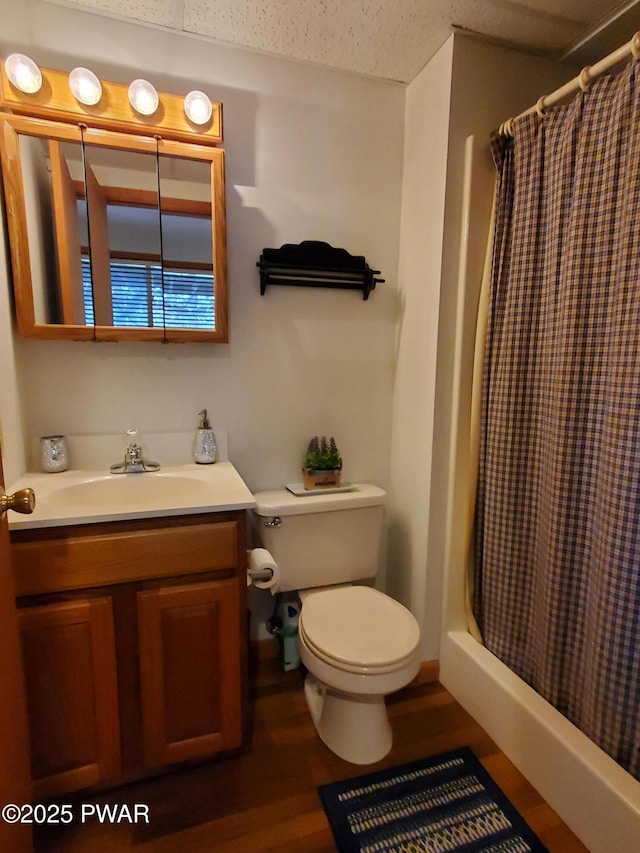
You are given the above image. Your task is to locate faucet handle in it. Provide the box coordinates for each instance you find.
[111,427,159,473]
[127,444,143,464]
[124,428,143,463]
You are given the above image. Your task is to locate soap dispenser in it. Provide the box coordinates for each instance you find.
[193,409,217,464]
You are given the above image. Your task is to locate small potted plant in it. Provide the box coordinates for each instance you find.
[303,436,342,489]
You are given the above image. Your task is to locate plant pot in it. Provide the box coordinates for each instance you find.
[302,467,341,490]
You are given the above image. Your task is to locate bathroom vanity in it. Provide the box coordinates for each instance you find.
[7,463,255,799]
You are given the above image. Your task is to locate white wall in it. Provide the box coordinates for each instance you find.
[0,0,404,501]
[385,39,454,659]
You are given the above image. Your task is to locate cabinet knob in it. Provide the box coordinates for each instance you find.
[0,487,36,518]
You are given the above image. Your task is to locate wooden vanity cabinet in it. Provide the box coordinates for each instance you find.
[137,577,242,768]
[19,595,121,800]
[10,511,248,798]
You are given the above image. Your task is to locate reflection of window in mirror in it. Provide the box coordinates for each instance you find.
[79,204,214,329]
[81,144,161,328]
[76,149,215,330]
[159,155,214,330]
[0,112,228,342]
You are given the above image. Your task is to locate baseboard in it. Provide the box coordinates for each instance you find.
[410,659,440,686]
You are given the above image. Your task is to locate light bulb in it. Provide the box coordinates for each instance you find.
[128,78,158,116]
[184,90,212,126]
[69,67,102,106]
[5,53,42,94]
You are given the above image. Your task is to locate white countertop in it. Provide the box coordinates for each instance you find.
[8,462,256,530]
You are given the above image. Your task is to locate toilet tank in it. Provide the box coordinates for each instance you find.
[252,485,386,592]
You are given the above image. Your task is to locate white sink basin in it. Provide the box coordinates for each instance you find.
[49,473,210,507]
[8,463,256,529]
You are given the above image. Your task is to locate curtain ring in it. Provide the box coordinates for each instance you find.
[535,96,547,118]
[503,117,514,138]
[632,32,640,60]
[579,67,591,92]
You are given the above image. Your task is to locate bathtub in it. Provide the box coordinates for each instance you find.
[439,630,640,853]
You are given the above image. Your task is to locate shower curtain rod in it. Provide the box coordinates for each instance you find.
[498,31,640,136]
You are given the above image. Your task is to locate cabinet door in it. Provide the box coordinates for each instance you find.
[137,579,241,768]
[19,597,121,799]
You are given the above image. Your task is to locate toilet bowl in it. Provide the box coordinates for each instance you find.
[297,585,420,764]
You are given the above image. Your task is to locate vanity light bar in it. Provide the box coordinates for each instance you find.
[0,58,222,145]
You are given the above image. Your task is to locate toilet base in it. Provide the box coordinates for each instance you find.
[304,673,392,764]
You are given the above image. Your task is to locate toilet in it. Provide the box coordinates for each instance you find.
[252,484,421,764]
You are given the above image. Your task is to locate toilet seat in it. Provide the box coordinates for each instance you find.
[298,586,420,674]
[299,622,418,675]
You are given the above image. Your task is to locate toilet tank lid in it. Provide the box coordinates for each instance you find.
[252,484,386,516]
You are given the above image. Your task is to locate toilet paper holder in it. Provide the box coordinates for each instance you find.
[248,566,274,583]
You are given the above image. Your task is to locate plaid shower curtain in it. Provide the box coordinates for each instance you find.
[473,60,640,780]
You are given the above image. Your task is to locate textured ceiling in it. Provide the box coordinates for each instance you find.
[45,0,640,82]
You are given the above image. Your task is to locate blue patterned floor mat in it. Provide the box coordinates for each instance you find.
[318,747,549,852]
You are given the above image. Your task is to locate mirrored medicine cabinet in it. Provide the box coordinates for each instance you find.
[0,62,228,342]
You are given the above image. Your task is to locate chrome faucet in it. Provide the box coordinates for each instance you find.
[110,429,160,474]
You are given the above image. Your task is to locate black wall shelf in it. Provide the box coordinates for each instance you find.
[257,241,384,301]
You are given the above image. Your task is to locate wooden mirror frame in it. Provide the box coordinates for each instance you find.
[0,63,228,343]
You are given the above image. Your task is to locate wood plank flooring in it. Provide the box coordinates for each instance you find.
[34,653,589,852]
